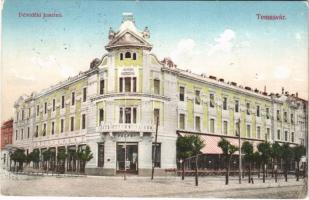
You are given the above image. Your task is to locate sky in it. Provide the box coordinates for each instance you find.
[1,0,308,122]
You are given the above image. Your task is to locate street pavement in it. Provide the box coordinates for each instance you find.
[0,170,307,198]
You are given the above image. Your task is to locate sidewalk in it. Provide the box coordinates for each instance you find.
[1,169,307,197]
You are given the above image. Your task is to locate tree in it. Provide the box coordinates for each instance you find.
[293,145,305,181]
[57,148,67,173]
[218,138,238,185]
[177,135,205,160]
[77,145,93,173]
[241,141,254,183]
[253,151,261,178]
[10,149,27,171]
[271,142,282,182]
[31,149,40,169]
[257,141,271,183]
[42,149,51,173]
[282,143,294,182]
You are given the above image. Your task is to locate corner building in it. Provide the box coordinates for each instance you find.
[12,14,307,175]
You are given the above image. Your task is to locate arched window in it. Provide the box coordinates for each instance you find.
[125,52,131,58]
[132,53,136,60]
[120,53,123,60]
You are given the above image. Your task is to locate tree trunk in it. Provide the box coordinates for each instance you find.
[248,163,251,183]
[263,163,266,183]
[271,160,274,178]
[182,162,185,180]
[285,163,288,182]
[258,164,260,178]
[296,161,299,181]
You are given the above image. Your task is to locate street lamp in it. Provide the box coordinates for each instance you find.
[236,118,242,184]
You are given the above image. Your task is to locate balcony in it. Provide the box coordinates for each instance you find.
[97,123,155,133]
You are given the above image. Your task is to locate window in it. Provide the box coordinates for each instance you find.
[235,121,240,136]
[277,110,280,121]
[284,112,287,122]
[179,86,185,101]
[35,125,38,137]
[154,109,160,126]
[277,130,281,140]
[28,108,31,118]
[44,102,47,114]
[21,129,23,140]
[71,92,75,106]
[27,127,30,138]
[83,87,87,102]
[16,112,19,121]
[223,121,228,135]
[235,100,239,112]
[257,126,261,139]
[266,108,270,119]
[285,131,288,141]
[291,132,294,142]
[61,96,65,109]
[119,77,136,92]
[98,143,104,167]
[70,117,74,131]
[43,123,46,136]
[246,103,250,115]
[210,94,215,108]
[51,122,55,135]
[179,114,185,129]
[119,107,137,124]
[266,128,270,140]
[210,119,215,133]
[15,130,18,140]
[52,99,56,111]
[291,114,294,124]
[60,119,64,133]
[37,105,39,116]
[195,90,201,105]
[82,114,86,129]
[125,52,131,58]
[223,97,227,110]
[100,80,105,94]
[120,53,123,60]
[246,124,251,138]
[133,77,136,92]
[152,143,161,168]
[125,77,131,92]
[195,116,201,132]
[99,109,104,124]
[132,53,136,60]
[154,79,160,95]
[256,105,260,117]
[22,110,24,120]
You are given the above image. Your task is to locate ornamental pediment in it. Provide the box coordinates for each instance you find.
[105,30,152,50]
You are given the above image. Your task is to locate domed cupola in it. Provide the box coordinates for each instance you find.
[105,13,152,51]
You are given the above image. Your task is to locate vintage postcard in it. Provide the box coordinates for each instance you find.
[0,0,308,198]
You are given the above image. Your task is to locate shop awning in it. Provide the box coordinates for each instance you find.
[177,131,262,155]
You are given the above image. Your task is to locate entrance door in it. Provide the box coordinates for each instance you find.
[116,142,138,173]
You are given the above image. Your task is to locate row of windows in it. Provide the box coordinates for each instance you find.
[99,78,161,95]
[16,88,88,121]
[179,86,295,122]
[15,114,87,140]
[178,114,297,142]
[119,52,137,61]
[98,107,160,125]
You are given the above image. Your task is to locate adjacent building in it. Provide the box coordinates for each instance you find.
[1,119,13,167]
[12,13,307,175]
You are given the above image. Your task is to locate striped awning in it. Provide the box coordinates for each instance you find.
[178,131,262,155]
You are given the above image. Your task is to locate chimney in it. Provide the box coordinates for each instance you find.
[282,87,284,94]
[264,86,266,93]
[296,92,298,98]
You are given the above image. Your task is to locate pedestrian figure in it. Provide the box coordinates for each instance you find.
[251,178,254,184]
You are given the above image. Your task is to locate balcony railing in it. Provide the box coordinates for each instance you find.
[97,123,155,132]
